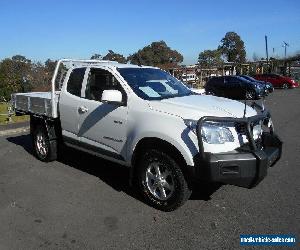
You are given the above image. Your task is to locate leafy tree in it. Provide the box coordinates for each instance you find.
[29,62,52,92]
[90,54,102,60]
[45,59,57,73]
[198,49,223,68]
[103,50,127,63]
[0,55,32,100]
[128,41,183,69]
[218,32,246,63]
[11,55,31,63]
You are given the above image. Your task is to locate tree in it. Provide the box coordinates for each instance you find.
[128,41,183,69]
[103,50,127,63]
[45,59,57,73]
[0,55,32,100]
[29,61,52,92]
[90,54,102,60]
[218,32,246,63]
[198,49,223,68]
[11,55,31,63]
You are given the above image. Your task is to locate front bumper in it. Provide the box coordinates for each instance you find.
[256,88,267,97]
[193,110,283,188]
[193,133,282,188]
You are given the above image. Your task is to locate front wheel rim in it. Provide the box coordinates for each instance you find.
[36,132,48,157]
[145,161,175,201]
[246,91,254,99]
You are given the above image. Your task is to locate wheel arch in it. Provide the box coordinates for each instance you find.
[130,137,194,186]
[30,115,62,141]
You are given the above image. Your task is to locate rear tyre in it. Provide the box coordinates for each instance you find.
[32,125,57,162]
[137,149,192,211]
[282,83,289,89]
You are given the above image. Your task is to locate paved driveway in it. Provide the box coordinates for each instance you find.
[0,89,299,249]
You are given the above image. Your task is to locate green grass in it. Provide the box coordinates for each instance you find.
[0,102,29,125]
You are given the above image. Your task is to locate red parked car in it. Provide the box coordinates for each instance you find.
[254,74,299,89]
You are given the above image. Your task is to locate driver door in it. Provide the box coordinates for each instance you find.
[77,67,128,159]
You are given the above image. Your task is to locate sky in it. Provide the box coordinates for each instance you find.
[0,0,299,65]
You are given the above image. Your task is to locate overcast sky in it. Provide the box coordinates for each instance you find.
[0,0,299,64]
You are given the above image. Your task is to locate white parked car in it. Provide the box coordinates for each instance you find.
[181,73,197,83]
[12,59,282,211]
[190,87,205,95]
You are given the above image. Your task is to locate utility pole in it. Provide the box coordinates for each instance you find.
[265,35,269,64]
[283,41,289,58]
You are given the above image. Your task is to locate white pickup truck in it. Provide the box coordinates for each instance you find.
[12,59,282,211]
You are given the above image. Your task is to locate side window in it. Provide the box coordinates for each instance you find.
[66,68,86,97]
[209,78,218,85]
[230,77,240,83]
[85,68,124,101]
[217,77,223,84]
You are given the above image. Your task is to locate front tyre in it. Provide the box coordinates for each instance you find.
[32,125,57,162]
[137,150,191,211]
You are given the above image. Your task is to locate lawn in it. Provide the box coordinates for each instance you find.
[0,102,29,124]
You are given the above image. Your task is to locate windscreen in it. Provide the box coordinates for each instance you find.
[117,67,193,100]
[241,75,256,82]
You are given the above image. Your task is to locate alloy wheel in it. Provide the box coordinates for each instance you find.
[282,83,289,89]
[36,131,48,158]
[145,161,175,201]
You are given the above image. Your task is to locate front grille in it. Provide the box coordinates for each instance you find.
[255,138,264,150]
[235,119,266,149]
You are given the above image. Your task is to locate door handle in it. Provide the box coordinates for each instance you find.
[78,106,89,113]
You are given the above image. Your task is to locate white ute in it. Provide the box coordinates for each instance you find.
[12,59,282,211]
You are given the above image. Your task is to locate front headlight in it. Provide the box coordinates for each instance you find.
[184,120,234,144]
[266,118,274,132]
[252,122,263,140]
[201,122,234,144]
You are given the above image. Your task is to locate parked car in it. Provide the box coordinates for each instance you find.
[205,75,266,100]
[239,75,274,94]
[12,59,282,211]
[182,82,205,95]
[190,88,205,94]
[254,74,299,89]
[181,73,197,84]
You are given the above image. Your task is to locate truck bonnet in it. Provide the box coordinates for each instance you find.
[148,94,257,120]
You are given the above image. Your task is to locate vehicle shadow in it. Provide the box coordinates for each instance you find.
[6,134,221,204]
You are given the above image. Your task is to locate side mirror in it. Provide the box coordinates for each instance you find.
[101,90,123,104]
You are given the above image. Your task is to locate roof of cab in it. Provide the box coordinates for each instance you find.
[61,59,157,69]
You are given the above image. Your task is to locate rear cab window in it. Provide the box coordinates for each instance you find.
[66,68,86,97]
